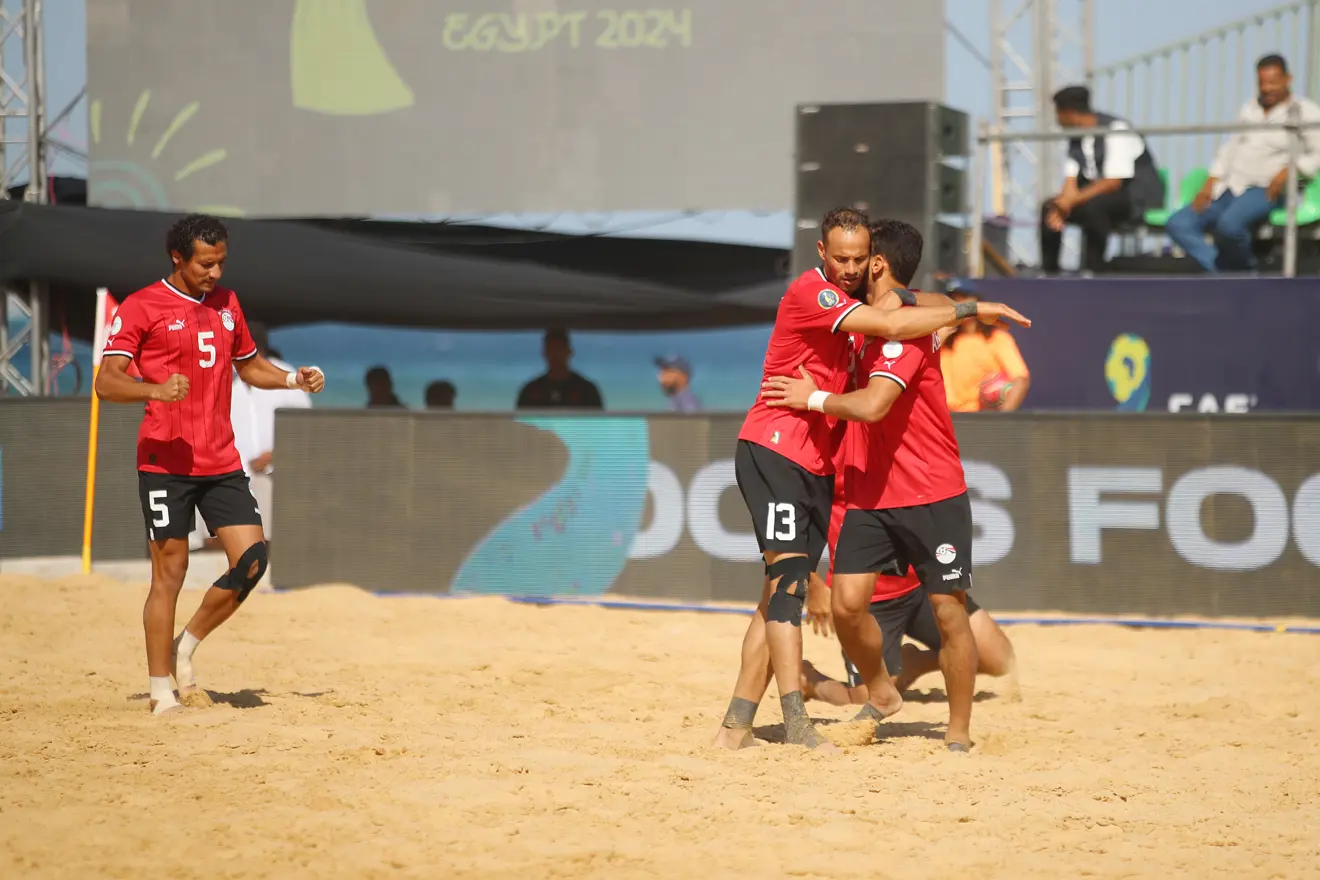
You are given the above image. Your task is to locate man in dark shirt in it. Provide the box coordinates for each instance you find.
[516,329,604,409]
[1040,85,1165,274]
[365,365,405,408]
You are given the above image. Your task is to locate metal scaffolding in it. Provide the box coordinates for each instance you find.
[0,0,47,396]
[988,0,1094,266]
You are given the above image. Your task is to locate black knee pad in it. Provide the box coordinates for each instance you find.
[214,542,268,604]
[765,556,811,626]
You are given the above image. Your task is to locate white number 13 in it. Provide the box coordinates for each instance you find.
[198,331,216,368]
[765,503,796,541]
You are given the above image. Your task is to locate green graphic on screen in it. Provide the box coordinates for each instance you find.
[449,417,649,596]
[290,0,415,116]
[87,89,244,217]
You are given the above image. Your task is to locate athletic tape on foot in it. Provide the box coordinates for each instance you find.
[766,556,811,626]
[213,541,268,603]
[722,697,758,730]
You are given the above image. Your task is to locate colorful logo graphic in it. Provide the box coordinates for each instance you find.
[1105,333,1152,412]
[88,90,244,217]
[449,417,650,596]
[290,0,415,116]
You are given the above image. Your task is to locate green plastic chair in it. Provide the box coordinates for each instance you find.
[1269,173,1320,227]
[1144,167,1210,227]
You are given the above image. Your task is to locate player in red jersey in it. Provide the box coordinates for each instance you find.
[96,215,326,716]
[761,219,1028,751]
[714,209,1030,751]
[799,474,1016,704]
[797,420,1015,703]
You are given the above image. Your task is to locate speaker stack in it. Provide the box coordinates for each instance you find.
[792,102,970,289]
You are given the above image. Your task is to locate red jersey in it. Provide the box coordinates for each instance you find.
[103,279,257,477]
[841,316,967,510]
[826,420,922,602]
[738,269,863,475]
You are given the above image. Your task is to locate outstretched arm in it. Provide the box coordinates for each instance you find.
[838,296,1029,340]
[762,368,902,424]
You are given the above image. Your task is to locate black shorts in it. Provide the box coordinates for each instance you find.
[842,589,983,686]
[137,470,263,542]
[832,492,974,595]
[734,439,833,566]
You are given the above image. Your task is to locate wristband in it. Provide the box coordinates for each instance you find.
[892,287,917,306]
[807,390,832,412]
[285,371,299,389]
[954,301,977,321]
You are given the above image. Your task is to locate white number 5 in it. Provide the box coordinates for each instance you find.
[765,502,796,541]
[198,331,216,368]
[148,490,170,527]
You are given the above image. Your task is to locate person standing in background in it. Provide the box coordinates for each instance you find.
[229,322,313,544]
[365,365,405,408]
[940,289,1031,412]
[655,355,701,412]
[425,380,457,409]
[516,329,603,409]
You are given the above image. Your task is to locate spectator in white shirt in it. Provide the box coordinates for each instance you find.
[1166,54,1320,272]
[229,322,312,543]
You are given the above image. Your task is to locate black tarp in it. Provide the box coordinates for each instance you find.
[0,200,788,340]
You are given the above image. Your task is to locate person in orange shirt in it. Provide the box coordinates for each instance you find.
[940,288,1031,412]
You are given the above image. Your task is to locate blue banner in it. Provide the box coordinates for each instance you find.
[974,277,1320,412]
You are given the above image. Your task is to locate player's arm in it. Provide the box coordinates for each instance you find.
[837,297,1029,340]
[235,353,325,393]
[95,355,185,403]
[761,367,902,423]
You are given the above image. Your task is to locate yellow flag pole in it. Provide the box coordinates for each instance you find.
[81,288,110,575]
[81,365,101,574]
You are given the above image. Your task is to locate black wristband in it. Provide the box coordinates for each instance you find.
[954,301,978,320]
[891,287,918,306]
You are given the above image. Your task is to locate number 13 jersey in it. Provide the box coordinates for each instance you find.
[103,279,257,476]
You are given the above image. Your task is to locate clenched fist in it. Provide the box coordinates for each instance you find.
[293,366,326,393]
[154,373,190,403]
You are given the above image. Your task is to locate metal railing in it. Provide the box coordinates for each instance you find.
[1089,0,1319,209]
[969,118,1320,278]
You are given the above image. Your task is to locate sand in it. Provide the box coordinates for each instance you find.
[1,573,1319,879]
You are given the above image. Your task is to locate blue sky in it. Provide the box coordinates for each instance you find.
[18,0,1301,247]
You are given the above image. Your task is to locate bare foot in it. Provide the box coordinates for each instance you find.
[171,638,196,692]
[785,717,841,754]
[178,688,213,708]
[712,727,759,750]
[800,660,826,699]
[861,679,904,721]
[945,731,972,752]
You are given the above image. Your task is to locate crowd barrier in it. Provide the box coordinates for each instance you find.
[273,410,1320,618]
[5,402,1319,619]
[0,400,145,560]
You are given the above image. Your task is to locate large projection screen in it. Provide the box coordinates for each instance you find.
[86,0,945,217]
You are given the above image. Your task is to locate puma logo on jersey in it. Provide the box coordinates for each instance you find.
[168,319,185,331]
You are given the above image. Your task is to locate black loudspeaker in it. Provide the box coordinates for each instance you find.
[793,102,970,288]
